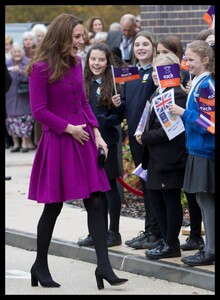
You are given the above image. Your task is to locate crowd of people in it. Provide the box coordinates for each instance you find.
[5,23,48,151]
[5,10,215,290]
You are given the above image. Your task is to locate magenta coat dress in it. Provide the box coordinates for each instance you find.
[28,59,110,203]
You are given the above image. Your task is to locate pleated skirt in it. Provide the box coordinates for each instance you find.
[183,154,215,193]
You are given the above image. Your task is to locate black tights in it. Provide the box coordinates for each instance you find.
[33,193,115,278]
[105,179,121,234]
[89,179,121,235]
[33,202,63,278]
[83,192,114,275]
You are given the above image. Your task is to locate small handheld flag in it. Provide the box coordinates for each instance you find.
[156,63,181,89]
[203,5,215,29]
[180,52,188,71]
[195,114,215,134]
[195,80,215,134]
[111,66,140,83]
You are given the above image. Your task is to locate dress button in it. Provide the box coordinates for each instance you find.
[161,183,165,187]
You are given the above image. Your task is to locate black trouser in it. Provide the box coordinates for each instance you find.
[148,188,183,248]
[129,136,161,237]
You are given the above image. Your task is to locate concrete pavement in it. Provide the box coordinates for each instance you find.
[6,245,214,295]
[5,148,215,292]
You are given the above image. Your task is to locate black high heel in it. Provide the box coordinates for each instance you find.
[30,266,60,288]
[95,267,128,290]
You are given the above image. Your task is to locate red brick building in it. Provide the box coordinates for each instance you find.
[140,5,213,49]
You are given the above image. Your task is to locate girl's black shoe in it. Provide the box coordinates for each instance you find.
[181,250,215,266]
[145,240,181,259]
[107,230,122,247]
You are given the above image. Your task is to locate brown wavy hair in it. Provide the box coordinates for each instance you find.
[26,13,83,82]
[83,43,116,107]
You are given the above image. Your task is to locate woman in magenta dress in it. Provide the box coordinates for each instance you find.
[26,13,127,290]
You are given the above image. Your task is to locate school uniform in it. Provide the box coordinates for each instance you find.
[141,86,187,253]
[181,72,215,193]
[89,78,123,179]
[119,64,161,241]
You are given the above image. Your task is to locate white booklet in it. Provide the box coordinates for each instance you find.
[132,163,147,182]
[152,88,185,140]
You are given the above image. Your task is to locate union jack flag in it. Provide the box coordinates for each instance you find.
[154,89,174,114]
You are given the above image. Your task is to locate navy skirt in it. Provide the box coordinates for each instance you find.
[104,144,122,180]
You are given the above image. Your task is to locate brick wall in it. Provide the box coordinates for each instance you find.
[140,5,212,49]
